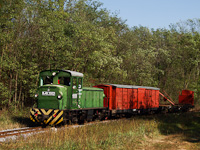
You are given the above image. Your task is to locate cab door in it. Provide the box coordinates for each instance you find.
[71,77,83,109]
[71,77,78,108]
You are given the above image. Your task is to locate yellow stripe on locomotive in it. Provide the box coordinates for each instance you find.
[30,108,63,125]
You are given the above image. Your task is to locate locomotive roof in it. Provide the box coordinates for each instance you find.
[40,69,84,77]
[64,70,84,77]
[107,84,160,90]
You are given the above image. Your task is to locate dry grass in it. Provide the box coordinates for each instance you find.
[0,108,34,131]
[0,108,200,149]
[0,118,160,149]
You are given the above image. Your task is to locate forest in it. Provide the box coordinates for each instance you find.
[1,0,200,109]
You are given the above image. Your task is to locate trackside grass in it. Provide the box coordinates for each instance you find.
[1,118,160,149]
[0,109,200,149]
[0,108,34,131]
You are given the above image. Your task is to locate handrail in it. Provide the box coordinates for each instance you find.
[163,90,175,104]
[159,92,175,106]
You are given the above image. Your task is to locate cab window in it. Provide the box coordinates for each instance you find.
[42,76,53,85]
[78,78,82,89]
[58,77,71,86]
[73,77,77,89]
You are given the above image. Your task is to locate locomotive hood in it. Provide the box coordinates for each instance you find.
[36,84,67,109]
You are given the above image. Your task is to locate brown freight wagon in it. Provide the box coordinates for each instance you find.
[94,84,160,114]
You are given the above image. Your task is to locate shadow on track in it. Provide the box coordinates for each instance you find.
[11,116,39,127]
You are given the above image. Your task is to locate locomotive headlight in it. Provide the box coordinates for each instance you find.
[35,94,38,98]
[57,94,62,99]
[52,72,56,76]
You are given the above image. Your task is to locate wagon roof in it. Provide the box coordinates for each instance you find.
[107,84,160,90]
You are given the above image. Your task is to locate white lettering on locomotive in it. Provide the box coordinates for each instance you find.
[72,94,77,99]
[42,91,55,96]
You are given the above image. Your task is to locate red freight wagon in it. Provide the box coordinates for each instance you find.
[95,84,160,113]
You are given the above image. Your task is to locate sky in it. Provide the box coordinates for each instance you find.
[98,0,200,29]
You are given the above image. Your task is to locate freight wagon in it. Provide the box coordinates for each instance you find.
[30,70,194,126]
[94,84,160,115]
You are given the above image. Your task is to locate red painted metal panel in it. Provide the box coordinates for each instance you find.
[116,88,138,110]
[127,88,138,109]
[155,90,160,107]
[111,86,116,109]
[179,90,194,105]
[149,90,153,108]
[145,90,149,108]
[116,88,122,109]
[128,89,132,109]
[152,90,156,108]
[132,89,138,109]
[148,90,155,108]
[123,88,128,109]
[93,85,113,109]
[138,88,146,109]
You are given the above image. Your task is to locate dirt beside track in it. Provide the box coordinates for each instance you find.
[143,134,196,150]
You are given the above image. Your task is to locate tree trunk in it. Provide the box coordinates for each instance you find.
[18,82,22,108]
[18,66,23,108]
[9,72,13,106]
[22,93,24,108]
[0,46,5,80]
[15,72,18,111]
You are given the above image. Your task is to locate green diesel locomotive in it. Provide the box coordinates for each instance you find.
[30,70,106,126]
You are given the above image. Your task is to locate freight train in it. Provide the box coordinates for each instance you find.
[30,69,194,126]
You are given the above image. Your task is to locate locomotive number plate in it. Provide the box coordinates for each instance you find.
[42,91,55,96]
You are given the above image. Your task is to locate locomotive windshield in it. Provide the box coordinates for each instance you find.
[42,76,54,85]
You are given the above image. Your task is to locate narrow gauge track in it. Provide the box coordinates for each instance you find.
[0,119,119,142]
[0,127,44,139]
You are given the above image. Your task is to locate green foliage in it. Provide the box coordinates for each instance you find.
[0,0,200,107]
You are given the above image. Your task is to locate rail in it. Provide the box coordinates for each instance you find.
[0,127,43,139]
